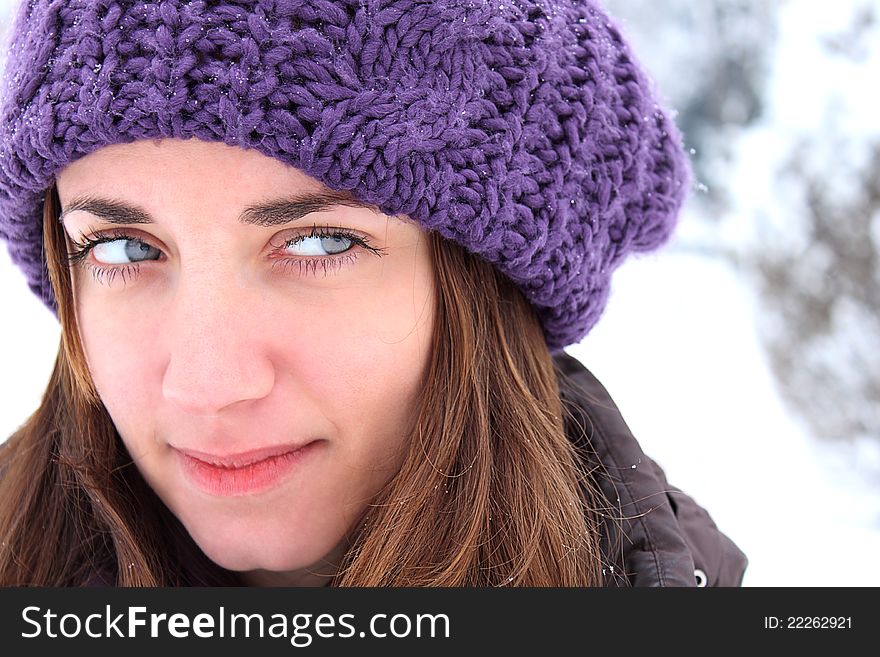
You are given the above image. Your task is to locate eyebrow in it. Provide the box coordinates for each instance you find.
[57,190,381,227]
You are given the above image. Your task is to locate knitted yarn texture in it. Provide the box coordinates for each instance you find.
[0,0,691,352]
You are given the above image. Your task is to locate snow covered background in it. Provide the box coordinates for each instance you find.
[1,0,878,586]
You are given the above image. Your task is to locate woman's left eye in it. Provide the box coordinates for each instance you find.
[273,226,384,278]
[284,232,355,257]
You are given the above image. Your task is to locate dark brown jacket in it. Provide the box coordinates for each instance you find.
[554,351,749,587]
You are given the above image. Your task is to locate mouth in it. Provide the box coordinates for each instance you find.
[173,441,319,497]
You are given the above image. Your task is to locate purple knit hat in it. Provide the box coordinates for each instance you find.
[0,0,690,352]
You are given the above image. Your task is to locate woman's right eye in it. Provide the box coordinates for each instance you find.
[90,238,162,265]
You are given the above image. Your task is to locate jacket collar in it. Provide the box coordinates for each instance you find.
[553,351,748,586]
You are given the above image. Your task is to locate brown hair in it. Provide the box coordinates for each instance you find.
[0,183,606,586]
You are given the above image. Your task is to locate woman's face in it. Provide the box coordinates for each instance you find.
[55,137,435,584]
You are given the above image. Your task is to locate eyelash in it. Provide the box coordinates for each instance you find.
[66,224,387,287]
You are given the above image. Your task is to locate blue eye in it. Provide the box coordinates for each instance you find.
[285,233,354,256]
[92,238,162,265]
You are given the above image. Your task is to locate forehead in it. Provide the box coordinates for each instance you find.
[56,137,325,192]
[53,137,420,235]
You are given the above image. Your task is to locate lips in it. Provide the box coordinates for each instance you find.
[174,441,319,497]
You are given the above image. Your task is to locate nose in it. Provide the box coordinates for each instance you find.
[160,275,275,417]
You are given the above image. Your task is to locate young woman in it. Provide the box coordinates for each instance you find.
[0,0,747,586]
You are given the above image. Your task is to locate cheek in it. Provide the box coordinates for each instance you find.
[75,293,163,445]
[271,259,434,502]
[303,255,433,427]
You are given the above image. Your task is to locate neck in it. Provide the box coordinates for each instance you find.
[239,567,333,587]
[237,540,348,587]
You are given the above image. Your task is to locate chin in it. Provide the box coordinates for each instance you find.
[188,524,329,573]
